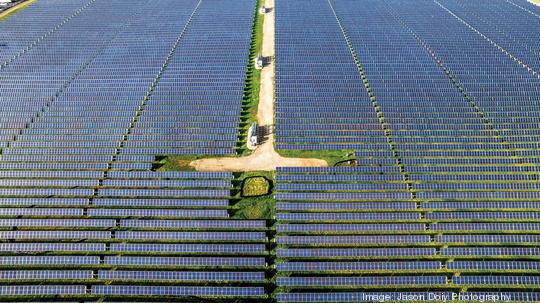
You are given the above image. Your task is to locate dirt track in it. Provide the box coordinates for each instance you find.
[189,0,327,172]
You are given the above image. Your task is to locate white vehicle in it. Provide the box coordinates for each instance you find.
[255,52,263,70]
[249,122,259,147]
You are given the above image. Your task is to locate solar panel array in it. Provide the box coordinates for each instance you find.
[0,0,266,300]
[4,0,540,300]
[0,165,267,299]
[274,0,393,159]
[275,0,540,301]
[0,0,253,176]
[275,167,540,301]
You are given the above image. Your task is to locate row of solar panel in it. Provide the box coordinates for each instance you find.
[1,243,539,257]
[276,183,406,191]
[3,220,540,233]
[0,285,265,297]
[278,291,540,302]
[278,201,540,211]
[277,260,540,271]
[278,211,540,221]
[277,234,540,244]
[277,275,540,286]
[0,188,230,198]
[0,231,266,241]
[0,270,264,281]
[2,153,123,165]
[10,134,238,142]
[6,141,236,148]
[0,219,264,229]
[276,246,540,257]
[93,199,229,208]
[0,256,267,268]
[276,223,540,232]
[0,243,266,253]
[1,271,538,285]
[0,208,229,218]
[276,182,540,192]
[279,191,540,201]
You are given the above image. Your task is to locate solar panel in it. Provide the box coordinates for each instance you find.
[88,208,228,218]
[277,248,436,258]
[277,261,441,272]
[276,292,455,303]
[0,219,115,228]
[120,220,266,229]
[0,256,99,265]
[277,223,425,233]
[442,247,540,257]
[115,231,267,241]
[459,292,540,302]
[99,271,265,282]
[0,285,86,295]
[448,261,540,271]
[277,276,447,286]
[92,198,228,208]
[277,235,430,245]
[454,276,540,285]
[104,256,266,267]
[110,243,266,254]
[0,270,93,280]
[0,231,111,240]
[91,285,265,297]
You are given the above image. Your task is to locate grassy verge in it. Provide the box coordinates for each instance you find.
[233,195,275,220]
[153,154,231,171]
[237,0,264,155]
[232,171,275,220]
[277,149,356,166]
[0,0,36,20]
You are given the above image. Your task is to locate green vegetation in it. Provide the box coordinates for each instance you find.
[154,155,198,171]
[153,154,230,171]
[232,171,275,220]
[237,0,264,155]
[242,176,270,197]
[278,149,357,166]
[233,195,275,220]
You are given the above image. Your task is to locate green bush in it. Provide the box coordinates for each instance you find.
[242,176,270,197]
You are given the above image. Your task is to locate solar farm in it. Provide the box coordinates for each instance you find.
[0,0,540,302]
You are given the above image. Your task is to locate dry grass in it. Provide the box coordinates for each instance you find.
[529,0,540,6]
[242,176,270,197]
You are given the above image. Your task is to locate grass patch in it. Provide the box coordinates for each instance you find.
[232,171,275,220]
[277,149,357,166]
[233,195,275,220]
[153,154,231,172]
[242,176,270,197]
[0,0,36,21]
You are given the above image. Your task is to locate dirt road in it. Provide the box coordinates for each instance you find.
[190,0,327,172]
